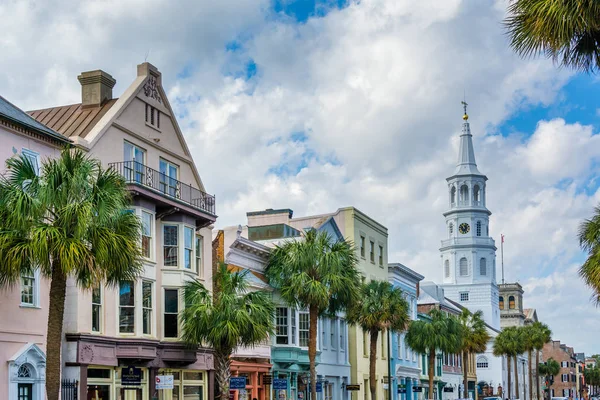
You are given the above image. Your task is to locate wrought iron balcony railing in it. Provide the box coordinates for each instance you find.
[109,161,216,215]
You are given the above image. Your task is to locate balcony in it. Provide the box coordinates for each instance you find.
[109,161,216,216]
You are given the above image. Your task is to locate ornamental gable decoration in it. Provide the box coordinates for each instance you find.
[143,75,162,103]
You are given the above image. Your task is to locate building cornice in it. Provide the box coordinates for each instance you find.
[0,117,70,148]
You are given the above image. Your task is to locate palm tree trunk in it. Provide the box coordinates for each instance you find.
[369,330,379,400]
[536,351,541,400]
[463,351,469,399]
[215,349,232,400]
[46,262,67,400]
[429,349,435,400]
[508,355,512,400]
[309,305,318,400]
[528,350,533,400]
[515,356,520,399]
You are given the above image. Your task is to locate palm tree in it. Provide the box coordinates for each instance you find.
[347,281,410,400]
[579,206,600,304]
[493,327,522,400]
[406,309,463,400]
[521,325,536,400]
[457,309,490,399]
[504,0,600,73]
[531,322,552,400]
[539,358,560,399]
[182,263,275,400]
[0,149,143,400]
[512,328,526,400]
[265,230,361,400]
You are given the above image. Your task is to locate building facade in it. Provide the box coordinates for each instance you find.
[388,263,424,400]
[29,63,217,400]
[542,341,577,399]
[439,109,505,397]
[0,95,71,400]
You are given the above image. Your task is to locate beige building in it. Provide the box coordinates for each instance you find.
[29,62,217,400]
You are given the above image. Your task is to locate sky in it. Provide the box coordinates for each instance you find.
[2,0,600,353]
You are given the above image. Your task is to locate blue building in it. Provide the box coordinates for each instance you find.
[388,263,424,400]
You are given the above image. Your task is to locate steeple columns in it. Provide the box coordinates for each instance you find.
[447,180,486,208]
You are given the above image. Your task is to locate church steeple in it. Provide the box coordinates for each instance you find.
[453,101,483,177]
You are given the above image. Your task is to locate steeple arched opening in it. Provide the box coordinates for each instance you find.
[445,260,450,278]
[479,258,486,275]
[459,257,468,276]
[460,184,469,205]
[473,185,480,204]
[509,296,515,309]
[450,186,456,206]
[476,221,482,237]
[449,222,454,237]
[499,296,504,309]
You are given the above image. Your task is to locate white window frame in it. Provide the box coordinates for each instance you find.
[340,319,346,351]
[299,310,309,348]
[480,258,487,276]
[20,269,40,308]
[163,224,179,267]
[460,292,469,302]
[459,257,469,276]
[159,158,179,198]
[142,280,153,336]
[195,235,203,277]
[360,236,366,258]
[91,285,103,333]
[477,356,489,369]
[369,241,375,263]
[21,148,41,176]
[321,318,327,349]
[141,210,154,261]
[378,245,383,267]
[118,280,136,335]
[183,226,194,270]
[330,319,336,350]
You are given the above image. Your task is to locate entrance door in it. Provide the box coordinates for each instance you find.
[18,383,33,400]
[119,388,143,400]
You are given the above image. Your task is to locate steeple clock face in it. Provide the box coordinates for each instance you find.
[459,223,470,234]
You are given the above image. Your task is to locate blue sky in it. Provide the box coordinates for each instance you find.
[1,0,600,353]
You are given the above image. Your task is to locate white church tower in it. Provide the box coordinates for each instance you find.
[441,103,506,396]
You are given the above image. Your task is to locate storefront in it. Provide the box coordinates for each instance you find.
[231,360,272,400]
[64,334,214,400]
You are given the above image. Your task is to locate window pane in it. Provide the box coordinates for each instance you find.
[276,307,288,344]
[124,141,133,161]
[184,227,193,270]
[165,290,178,313]
[120,307,135,333]
[164,314,178,338]
[299,312,309,347]
[164,226,178,245]
[87,385,111,400]
[159,385,180,400]
[143,281,152,335]
[92,286,101,304]
[164,226,178,266]
[183,386,203,400]
[143,282,152,307]
[120,281,134,306]
[88,369,111,379]
[195,237,202,273]
[184,372,204,381]
[21,275,34,305]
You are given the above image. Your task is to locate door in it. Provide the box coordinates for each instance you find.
[119,388,143,400]
[124,141,146,183]
[18,383,33,400]
[159,159,178,197]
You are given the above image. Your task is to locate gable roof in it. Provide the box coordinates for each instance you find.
[28,99,118,139]
[0,95,70,144]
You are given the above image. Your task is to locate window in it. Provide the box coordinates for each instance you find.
[378,245,383,266]
[474,185,480,203]
[22,148,40,175]
[299,311,309,347]
[364,379,369,400]
[360,236,365,258]
[340,320,346,350]
[276,307,289,344]
[561,374,568,382]
[20,271,35,306]
[397,334,402,358]
[321,318,327,349]
[444,260,450,278]
[450,186,456,204]
[509,296,516,309]
[563,389,570,397]
[324,383,333,400]
[163,225,178,266]
[459,257,468,276]
[449,222,453,236]
[123,141,145,183]
[141,211,153,258]
[486,225,489,236]
[460,292,469,302]
[143,281,152,335]
[460,184,469,204]
[477,357,489,369]
[381,331,385,358]
[195,236,203,274]
[164,289,179,338]
[146,104,160,129]
[184,226,194,270]
[363,330,368,356]
[330,319,336,349]
[480,258,487,275]
[476,221,482,236]
[369,241,375,263]
[92,285,102,333]
[119,281,135,333]
[499,296,504,309]
[291,309,296,345]
[159,159,178,197]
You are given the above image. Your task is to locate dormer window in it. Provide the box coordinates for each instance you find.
[145,104,160,129]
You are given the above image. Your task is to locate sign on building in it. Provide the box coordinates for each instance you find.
[273,379,288,390]
[121,367,142,386]
[156,375,174,390]
[316,382,322,393]
[263,375,273,385]
[346,385,361,391]
[230,377,248,390]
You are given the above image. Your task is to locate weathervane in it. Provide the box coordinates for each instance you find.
[461,99,469,121]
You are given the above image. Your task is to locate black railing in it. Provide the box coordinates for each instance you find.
[62,379,78,400]
[109,161,216,215]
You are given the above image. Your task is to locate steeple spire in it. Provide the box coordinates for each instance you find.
[453,100,483,176]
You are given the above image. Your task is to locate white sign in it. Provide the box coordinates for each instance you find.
[156,375,174,390]
[383,384,389,390]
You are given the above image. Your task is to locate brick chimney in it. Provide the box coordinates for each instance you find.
[77,70,116,108]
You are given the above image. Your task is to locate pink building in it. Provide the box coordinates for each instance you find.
[0,95,71,400]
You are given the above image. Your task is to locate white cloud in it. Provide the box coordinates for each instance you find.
[2,0,600,352]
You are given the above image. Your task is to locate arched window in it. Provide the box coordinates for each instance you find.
[509,296,516,309]
[444,260,450,278]
[476,221,482,236]
[459,257,468,276]
[486,225,489,236]
[499,296,504,309]
[473,185,480,203]
[480,258,487,275]
[449,223,454,237]
[450,186,456,205]
[460,185,469,204]
[476,356,489,369]
[17,364,32,378]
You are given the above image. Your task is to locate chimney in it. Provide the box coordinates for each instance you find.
[77,70,116,108]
